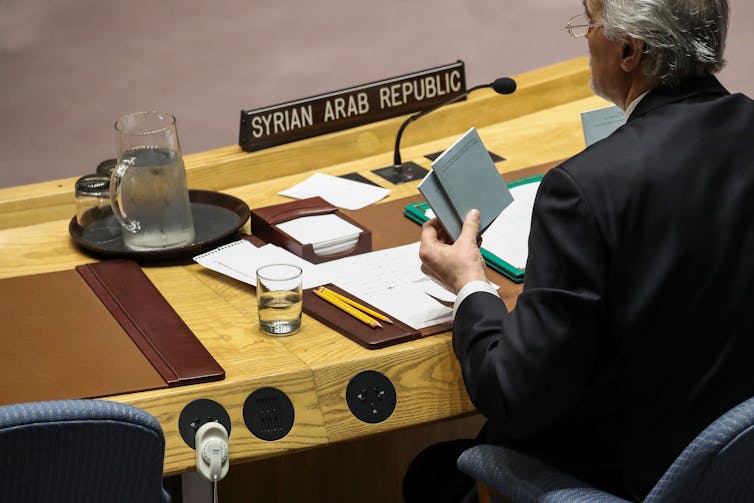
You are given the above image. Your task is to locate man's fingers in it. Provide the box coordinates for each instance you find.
[420,262,433,278]
[421,218,440,241]
[459,209,481,244]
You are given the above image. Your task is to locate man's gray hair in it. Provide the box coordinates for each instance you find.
[601,0,729,87]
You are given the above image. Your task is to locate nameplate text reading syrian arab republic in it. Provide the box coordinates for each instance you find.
[238,61,466,152]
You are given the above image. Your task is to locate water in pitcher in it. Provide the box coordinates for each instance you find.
[119,146,195,250]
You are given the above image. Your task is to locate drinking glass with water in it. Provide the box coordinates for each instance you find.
[110,111,195,251]
[256,264,303,336]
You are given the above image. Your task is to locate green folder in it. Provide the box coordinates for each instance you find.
[404,174,543,284]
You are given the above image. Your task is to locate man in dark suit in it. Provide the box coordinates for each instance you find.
[407,0,754,500]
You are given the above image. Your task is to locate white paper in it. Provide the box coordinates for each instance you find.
[195,240,454,330]
[193,240,328,289]
[480,181,540,270]
[276,214,361,255]
[422,279,457,303]
[276,214,361,244]
[279,173,390,210]
[317,243,453,329]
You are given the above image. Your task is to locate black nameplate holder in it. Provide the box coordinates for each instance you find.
[239,61,466,152]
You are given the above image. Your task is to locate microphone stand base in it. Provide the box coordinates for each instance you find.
[372,162,428,184]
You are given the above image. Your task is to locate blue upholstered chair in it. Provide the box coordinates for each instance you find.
[0,399,171,503]
[457,396,754,503]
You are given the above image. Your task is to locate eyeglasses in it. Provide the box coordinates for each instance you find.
[565,14,602,38]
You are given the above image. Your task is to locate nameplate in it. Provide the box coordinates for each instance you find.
[238,61,466,152]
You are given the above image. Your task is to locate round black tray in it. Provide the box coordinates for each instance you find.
[69,189,249,261]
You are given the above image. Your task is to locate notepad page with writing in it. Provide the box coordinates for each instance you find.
[317,242,454,330]
[195,240,454,330]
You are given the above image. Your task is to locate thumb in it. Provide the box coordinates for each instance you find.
[458,209,481,243]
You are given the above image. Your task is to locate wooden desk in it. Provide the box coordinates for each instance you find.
[0,57,610,477]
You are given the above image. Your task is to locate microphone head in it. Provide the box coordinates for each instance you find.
[491,77,517,95]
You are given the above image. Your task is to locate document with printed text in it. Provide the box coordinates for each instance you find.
[195,241,454,329]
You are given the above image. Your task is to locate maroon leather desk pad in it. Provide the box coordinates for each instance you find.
[302,284,424,349]
[0,260,224,405]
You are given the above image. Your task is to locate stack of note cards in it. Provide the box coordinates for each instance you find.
[277,214,363,256]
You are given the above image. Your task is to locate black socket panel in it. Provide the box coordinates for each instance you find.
[178,398,232,449]
[346,370,397,424]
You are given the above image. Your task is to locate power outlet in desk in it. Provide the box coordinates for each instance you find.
[346,370,397,424]
[178,398,232,449]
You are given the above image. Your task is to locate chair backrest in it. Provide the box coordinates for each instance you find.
[0,399,170,503]
[645,396,754,502]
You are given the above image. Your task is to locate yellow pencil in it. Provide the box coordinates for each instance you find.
[316,286,394,324]
[313,287,382,329]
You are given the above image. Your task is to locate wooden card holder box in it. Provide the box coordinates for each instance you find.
[249,196,372,264]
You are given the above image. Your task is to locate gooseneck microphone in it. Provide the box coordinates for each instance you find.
[393,77,517,167]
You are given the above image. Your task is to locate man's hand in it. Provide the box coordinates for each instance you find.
[419,209,488,294]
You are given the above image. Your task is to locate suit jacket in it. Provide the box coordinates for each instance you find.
[454,75,754,499]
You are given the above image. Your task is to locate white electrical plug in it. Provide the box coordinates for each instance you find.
[195,422,229,482]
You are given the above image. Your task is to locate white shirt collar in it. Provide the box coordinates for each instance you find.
[624,91,651,119]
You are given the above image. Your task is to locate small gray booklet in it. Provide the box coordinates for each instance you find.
[580,105,625,147]
[418,127,513,240]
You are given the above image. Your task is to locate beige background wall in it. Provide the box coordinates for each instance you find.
[1,0,752,188]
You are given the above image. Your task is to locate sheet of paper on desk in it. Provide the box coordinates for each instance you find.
[317,242,454,330]
[195,240,455,330]
[279,172,390,210]
[194,240,328,289]
[480,180,541,270]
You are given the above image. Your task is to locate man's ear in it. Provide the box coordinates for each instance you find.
[620,38,644,72]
